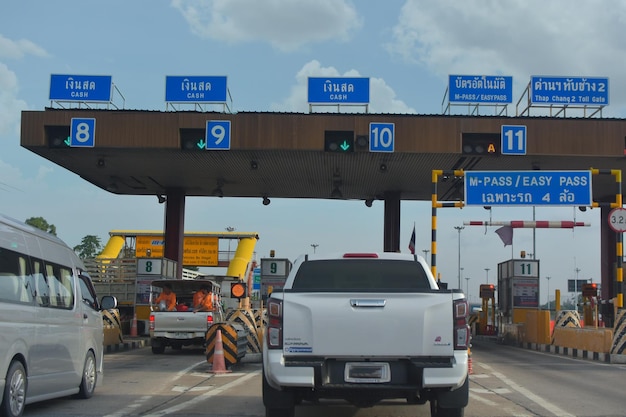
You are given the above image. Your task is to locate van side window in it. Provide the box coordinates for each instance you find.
[78,273,99,310]
[32,258,50,306]
[0,248,34,304]
[45,262,75,309]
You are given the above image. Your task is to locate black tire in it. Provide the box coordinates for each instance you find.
[151,338,166,354]
[77,352,97,399]
[430,399,464,417]
[262,369,294,417]
[151,345,166,354]
[1,360,26,417]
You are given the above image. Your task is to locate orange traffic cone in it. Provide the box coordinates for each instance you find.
[130,313,138,337]
[210,329,232,374]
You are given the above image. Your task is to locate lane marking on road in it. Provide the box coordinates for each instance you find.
[142,370,261,417]
[481,364,575,417]
[102,361,209,417]
[103,395,152,417]
[471,388,512,394]
[469,392,497,406]
[172,385,215,392]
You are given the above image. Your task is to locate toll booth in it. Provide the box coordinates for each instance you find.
[479,284,496,335]
[582,283,599,327]
[260,258,292,300]
[497,258,540,324]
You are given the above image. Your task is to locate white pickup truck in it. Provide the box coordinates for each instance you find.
[262,252,470,417]
[149,278,220,354]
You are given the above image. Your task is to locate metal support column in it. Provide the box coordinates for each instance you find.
[383,191,401,253]
[164,188,186,279]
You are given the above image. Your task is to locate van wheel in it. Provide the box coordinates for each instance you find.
[2,360,26,417]
[77,352,97,399]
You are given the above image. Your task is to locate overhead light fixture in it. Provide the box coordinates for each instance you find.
[365,199,374,207]
[212,179,224,198]
[97,158,105,168]
[379,163,388,173]
[331,173,343,199]
[157,194,166,204]
[578,206,587,212]
[262,196,271,206]
[250,160,258,170]
[212,187,224,198]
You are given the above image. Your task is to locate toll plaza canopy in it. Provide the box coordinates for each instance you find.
[19,109,626,299]
[20,109,626,201]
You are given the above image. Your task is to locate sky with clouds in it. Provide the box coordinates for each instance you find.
[2,0,625,303]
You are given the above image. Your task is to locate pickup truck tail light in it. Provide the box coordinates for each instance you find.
[453,299,470,350]
[207,313,214,328]
[149,314,155,331]
[266,299,283,349]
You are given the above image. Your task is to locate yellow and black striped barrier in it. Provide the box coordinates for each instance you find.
[226,309,263,353]
[206,322,248,366]
[551,310,581,344]
[610,310,626,355]
[102,309,123,345]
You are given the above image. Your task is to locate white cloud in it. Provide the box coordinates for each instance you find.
[0,34,48,59]
[388,0,626,115]
[0,63,27,136]
[270,59,416,113]
[171,0,362,51]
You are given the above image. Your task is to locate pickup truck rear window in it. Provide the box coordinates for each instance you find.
[291,259,431,291]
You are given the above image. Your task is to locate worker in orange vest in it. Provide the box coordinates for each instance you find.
[193,286,213,312]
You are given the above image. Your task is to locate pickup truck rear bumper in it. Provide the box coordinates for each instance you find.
[263,348,468,390]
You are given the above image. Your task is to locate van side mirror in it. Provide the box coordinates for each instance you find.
[101,295,118,310]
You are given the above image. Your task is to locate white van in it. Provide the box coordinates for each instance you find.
[0,214,116,417]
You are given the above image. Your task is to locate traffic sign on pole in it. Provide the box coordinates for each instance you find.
[608,207,626,232]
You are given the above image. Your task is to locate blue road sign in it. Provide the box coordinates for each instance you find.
[464,170,592,206]
[70,118,96,147]
[205,120,231,150]
[165,76,227,103]
[530,76,609,106]
[448,75,513,104]
[49,75,112,102]
[307,77,369,104]
[501,125,526,155]
[369,123,394,152]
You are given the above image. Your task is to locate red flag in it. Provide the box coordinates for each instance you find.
[408,225,416,254]
[495,226,513,246]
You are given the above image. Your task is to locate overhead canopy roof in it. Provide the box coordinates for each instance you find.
[20,109,626,204]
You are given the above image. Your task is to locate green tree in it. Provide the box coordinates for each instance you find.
[25,216,57,236]
[73,235,103,259]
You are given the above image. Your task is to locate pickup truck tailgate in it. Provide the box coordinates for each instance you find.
[154,312,209,332]
[282,291,455,357]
